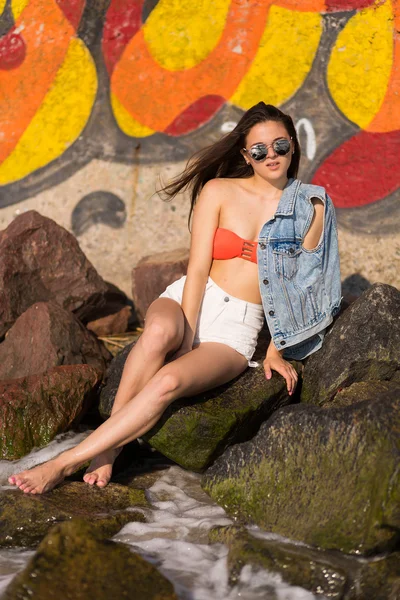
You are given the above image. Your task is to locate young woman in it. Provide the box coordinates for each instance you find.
[8,102,341,494]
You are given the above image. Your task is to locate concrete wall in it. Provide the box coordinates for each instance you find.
[0,0,399,298]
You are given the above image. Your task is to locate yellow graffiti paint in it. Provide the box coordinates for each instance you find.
[11,0,29,19]
[0,0,7,15]
[0,38,96,184]
[230,6,322,109]
[111,93,155,137]
[143,0,231,71]
[327,0,393,129]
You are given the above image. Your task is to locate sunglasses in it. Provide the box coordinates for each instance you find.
[243,138,292,162]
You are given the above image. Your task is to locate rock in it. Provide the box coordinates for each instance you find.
[209,526,400,600]
[99,341,136,419]
[3,520,177,600]
[99,335,301,472]
[86,305,132,336]
[323,380,400,410]
[203,396,400,555]
[0,481,147,548]
[0,210,108,338]
[132,247,189,322]
[301,283,400,407]
[0,301,110,381]
[0,365,101,460]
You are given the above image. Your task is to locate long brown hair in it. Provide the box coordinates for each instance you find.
[159,102,301,228]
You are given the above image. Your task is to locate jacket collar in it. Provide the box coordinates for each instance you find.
[274,178,300,216]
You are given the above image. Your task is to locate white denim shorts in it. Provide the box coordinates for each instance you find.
[159,275,265,363]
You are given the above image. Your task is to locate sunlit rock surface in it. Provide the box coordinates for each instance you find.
[301,283,400,407]
[0,481,147,548]
[203,395,400,555]
[3,520,177,600]
[0,366,101,460]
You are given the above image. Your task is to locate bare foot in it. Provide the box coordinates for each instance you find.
[8,456,74,494]
[83,447,122,488]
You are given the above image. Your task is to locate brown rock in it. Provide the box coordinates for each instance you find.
[87,305,132,336]
[0,301,110,381]
[0,210,108,337]
[0,365,101,459]
[132,247,189,322]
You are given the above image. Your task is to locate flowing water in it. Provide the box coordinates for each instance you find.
[0,431,323,600]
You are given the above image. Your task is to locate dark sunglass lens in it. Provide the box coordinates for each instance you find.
[273,139,291,156]
[249,144,268,162]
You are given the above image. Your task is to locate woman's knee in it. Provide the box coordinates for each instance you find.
[141,316,182,354]
[153,369,181,404]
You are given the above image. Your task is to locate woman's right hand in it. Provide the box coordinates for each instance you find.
[263,344,298,395]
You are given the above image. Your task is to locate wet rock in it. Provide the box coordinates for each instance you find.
[209,526,400,600]
[0,481,148,548]
[86,305,132,336]
[132,247,189,322]
[301,283,400,407]
[3,519,177,600]
[0,365,101,460]
[0,301,110,381]
[0,210,108,338]
[99,337,301,472]
[203,396,400,555]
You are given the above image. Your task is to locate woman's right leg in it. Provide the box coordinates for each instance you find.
[83,297,185,486]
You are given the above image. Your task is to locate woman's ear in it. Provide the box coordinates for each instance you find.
[240,148,250,165]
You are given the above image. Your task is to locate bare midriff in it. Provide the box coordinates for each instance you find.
[210,257,262,304]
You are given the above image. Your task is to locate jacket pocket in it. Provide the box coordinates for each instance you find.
[272,241,302,280]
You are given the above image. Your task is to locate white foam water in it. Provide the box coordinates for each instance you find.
[0,432,322,599]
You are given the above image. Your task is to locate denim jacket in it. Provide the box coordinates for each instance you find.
[257,178,341,360]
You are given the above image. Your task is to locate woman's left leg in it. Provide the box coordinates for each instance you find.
[8,343,248,494]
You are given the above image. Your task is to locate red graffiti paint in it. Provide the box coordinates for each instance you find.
[56,0,86,30]
[102,0,144,75]
[312,130,400,208]
[0,30,26,70]
[325,0,376,11]
[164,95,225,136]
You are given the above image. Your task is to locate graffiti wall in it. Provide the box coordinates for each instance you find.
[0,0,399,296]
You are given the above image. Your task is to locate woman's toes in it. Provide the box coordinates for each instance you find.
[8,476,16,485]
[96,479,106,488]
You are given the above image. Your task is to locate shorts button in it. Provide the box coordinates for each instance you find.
[288,248,295,254]
[263,279,269,285]
[280,341,286,346]
[224,296,229,302]
[269,310,275,316]
[259,243,266,249]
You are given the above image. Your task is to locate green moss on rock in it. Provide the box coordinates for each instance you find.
[0,481,148,548]
[203,397,400,555]
[3,519,177,600]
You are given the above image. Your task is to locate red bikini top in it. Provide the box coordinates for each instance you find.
[212,227,258,264]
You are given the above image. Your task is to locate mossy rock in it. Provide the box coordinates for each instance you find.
[143,362,301,471]
[210,526,400,600]
[99,329,301,471]
[203,396,400,555]
[0,481,148,548]
[301,283,400,407]
[3,519,177,600]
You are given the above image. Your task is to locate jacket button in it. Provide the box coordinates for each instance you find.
[288,248,295,254]
[259,243,266,249]
[224,296,229,302]
[263,279,269,285]
[269,310,275,316]
[280,341,286,346]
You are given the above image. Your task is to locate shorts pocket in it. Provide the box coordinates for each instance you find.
[272,241,301,280]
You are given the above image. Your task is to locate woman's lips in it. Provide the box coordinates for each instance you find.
[266,162,280,170]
